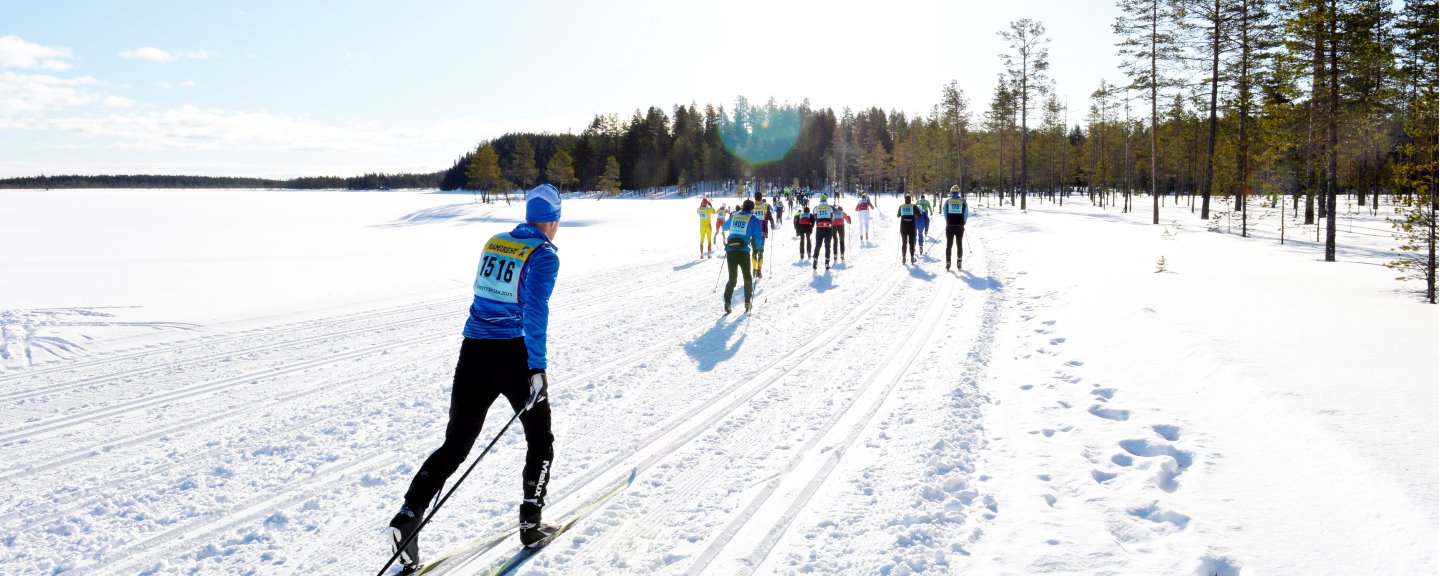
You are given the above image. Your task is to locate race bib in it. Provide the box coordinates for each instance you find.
[900,205,914,216]
[816,206,832,219]
[473,234,545,304]
[754,205,767,220]
[698,206,711,219]
[728,214,752,236]
[947,200,964,214]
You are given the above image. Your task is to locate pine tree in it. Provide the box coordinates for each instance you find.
[998,18,1052,210]
[507,137,538,190]
[1388,0,1438,302]
[598,156,622,196]
[545,149,578,192]
[466,143,504,202]
[1115,0,1184,223]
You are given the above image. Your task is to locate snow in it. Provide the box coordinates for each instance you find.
[0,188,1435,575]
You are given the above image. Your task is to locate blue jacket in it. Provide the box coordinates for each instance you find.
[723,210,765,253]
[462,223,560,370]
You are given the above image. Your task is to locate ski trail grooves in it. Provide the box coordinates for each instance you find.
[693,242,981,575]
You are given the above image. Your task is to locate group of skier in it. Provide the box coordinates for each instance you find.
[709,185,971,314]
[381,183,974,574]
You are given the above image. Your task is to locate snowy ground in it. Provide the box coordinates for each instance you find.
[1,189,1434,575]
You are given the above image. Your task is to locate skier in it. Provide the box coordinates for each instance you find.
[812,195,835,270]
[750,191,776,279]
[915,204,930,255]
[832,204,852,262]
[773,200,785,230]
[713,204,729,247]
[723,199,764,314]
[794,206,814,260]
[697,198,716,259]
[854,194,874,243]
[897,195,919,265]
[943,185,971,271]
[389,184,562,569]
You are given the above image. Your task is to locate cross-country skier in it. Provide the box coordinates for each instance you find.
[389,184,562,569]
[832,204,852,262]
[750,191,776,279]
[897,195,919,265]
[773,200,785,230]
[915,204,930,255]
[854,194,874,243]
[794,206,814,260]
[812,195,835,270]
[943,185,971,271]
[697,197,716,259]
[724,199,764,314]
[713,204,729,246]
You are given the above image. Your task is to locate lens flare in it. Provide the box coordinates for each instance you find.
[721,109,801,167]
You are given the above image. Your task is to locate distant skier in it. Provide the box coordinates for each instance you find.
[697,198,716,259]
[773,201,785,230]
[897,195,919,265]
[832,204,852,262]
[812,195,835,270]
[713,204,729,247]
[389,184,562,569]
[723,199,764,314]
[915,204,930,255]
[794,206,814,260]
[943,185,971,271]
[751,191,776,279]
[854,194,874,243]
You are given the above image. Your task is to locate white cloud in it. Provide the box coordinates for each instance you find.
[0,35,74,70]
[120,47,212,63]
[181,80,197,88]
[102,96,135,109]
[0,71,103,115]
[158,80,199,89]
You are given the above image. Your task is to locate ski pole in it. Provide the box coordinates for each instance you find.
[375,403,528,576]
[712,256,725,293]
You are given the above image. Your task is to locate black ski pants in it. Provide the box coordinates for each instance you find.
[812,227,834,263]
[797,228,812,258]
[835,226,846,258]
[946,225,965,264]
[724,250,753,306]
[900,223,917,261]
[404,337,553,515]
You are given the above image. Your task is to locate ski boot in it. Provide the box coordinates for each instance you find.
[745,301,753,313]
[520,503,557,548]
[389,505,422,567]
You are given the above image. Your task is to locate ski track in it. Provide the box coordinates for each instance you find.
[0,252,730,574]
[458,213,1018,576]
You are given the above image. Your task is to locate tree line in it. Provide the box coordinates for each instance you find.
[0,172,444,190]
[445,0,1433,302]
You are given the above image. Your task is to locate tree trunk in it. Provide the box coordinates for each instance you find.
[1151,0,1160,224]
[1324,0,1339,262]
[1201,0,1220,220]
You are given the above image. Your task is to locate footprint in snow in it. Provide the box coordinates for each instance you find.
[1065,359,1085,367]
[1111,453,1134,467]
[1048,337,1066,346]
[1041,320,1056,325]
[1088,405,1131,421]
[1151,424,1181,441]
[1019,384,1034,390]
[1091,470,1118,483]
[1090,388,1116,400]
[1127,501,1190,532]
[1119,438,1194,493]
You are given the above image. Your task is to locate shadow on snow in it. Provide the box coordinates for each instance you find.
[683,316,748,372]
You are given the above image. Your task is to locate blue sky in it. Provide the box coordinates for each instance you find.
[1,0,1126,179]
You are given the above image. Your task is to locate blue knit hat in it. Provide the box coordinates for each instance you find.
[525,184,561,223]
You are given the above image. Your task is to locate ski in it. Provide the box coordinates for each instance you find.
[397,524,514,576]
[481,468,637,576]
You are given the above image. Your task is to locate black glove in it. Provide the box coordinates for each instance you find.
[525,369,547,411]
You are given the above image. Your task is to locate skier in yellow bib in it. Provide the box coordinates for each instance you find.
[697,198,716,258]
[750,191,775,278]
